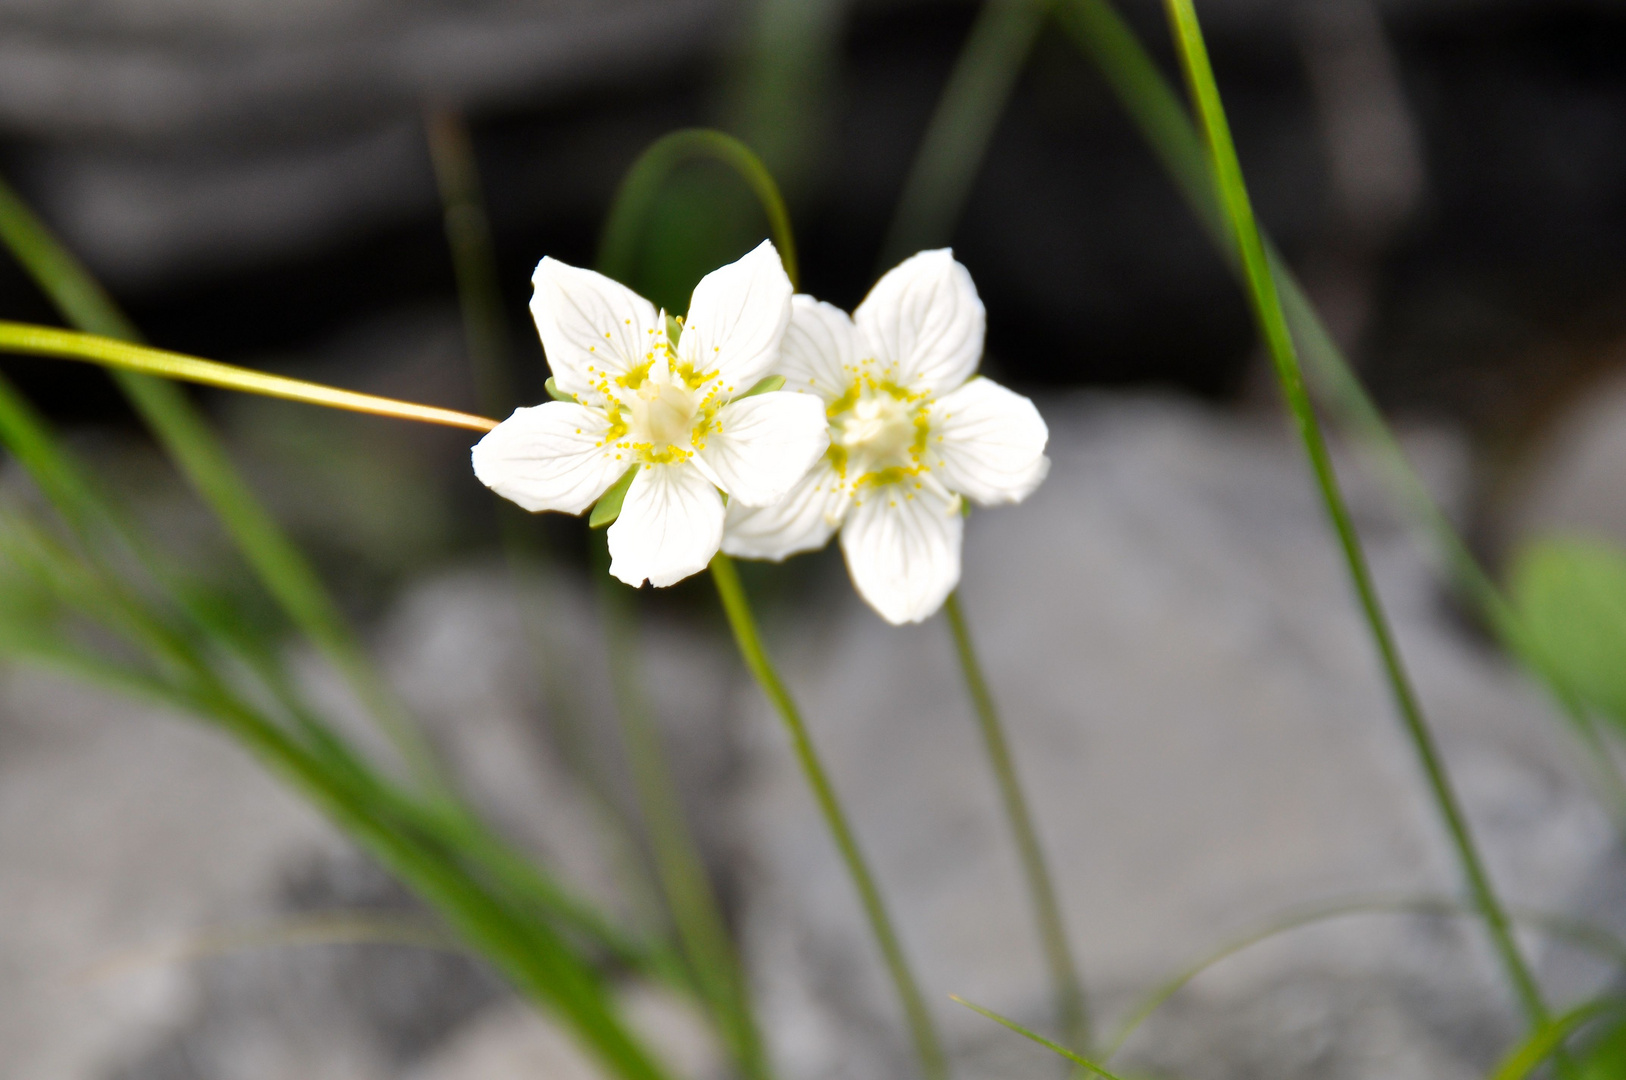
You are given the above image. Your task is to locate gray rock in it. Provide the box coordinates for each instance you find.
[731,394,1618,1080]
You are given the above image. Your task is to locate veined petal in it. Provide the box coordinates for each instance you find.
[724,458,851,561]
[840,482,962,625]
[679,239,793,392]
[699,391,830,507]
[471,403,628,514]
[779,295,859,402]
[930,376,1050,505]
[608,463,725,588]
[854,248,984,394]
[531,257,661,400]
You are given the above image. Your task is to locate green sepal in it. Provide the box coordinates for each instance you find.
[738,374,784,399]
[959,495,972,518]
[664,313,683,347]
[545,377,577,404]
[589,466,638,529]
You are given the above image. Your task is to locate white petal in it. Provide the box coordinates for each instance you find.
[854,248,984,393]
[930,377,1050,505]
[839,482,962,625]
[724,458,851,561]
[679,239,793,392]
[530,257,661,400]
[698,391,830,508]
[779,295,859,402]
[607,463,725,588]
[471,403,628,514]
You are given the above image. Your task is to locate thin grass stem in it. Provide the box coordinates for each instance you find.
[709,552,948,1080]
[1054,0,1626,820]
[950,997,1125,1080]
[0,322,495,431]
[1103,894,1626,1060]
[944,592,1088,1050]
[1161,0,1551,1034]
[878,0,1050,270]
[0,179,458,795]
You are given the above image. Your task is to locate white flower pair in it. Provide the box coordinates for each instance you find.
[472,240,1049,624]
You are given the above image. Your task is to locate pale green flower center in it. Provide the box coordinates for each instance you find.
[632,371,697,449]
[827,370,932,491]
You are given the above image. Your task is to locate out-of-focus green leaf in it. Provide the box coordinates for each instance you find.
[1581,1014,1626,1079]
[1488,997,1626,1080]
[1510,537,1626,727]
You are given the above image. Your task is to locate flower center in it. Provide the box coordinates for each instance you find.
[828,378,930,489]
[632,373,697,449]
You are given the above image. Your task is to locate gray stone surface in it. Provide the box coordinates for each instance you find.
[0,393,1620,1078]
[731,394,1619,1080]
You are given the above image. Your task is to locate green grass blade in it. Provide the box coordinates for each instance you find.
[0,178,457,795]
[1102,894,1626,1059]
[1160,0,1552,1036]
[878,0,1050,269]
[1054,0,1626,818]
[1490,999,1626,1080]
[950,996,1126,1080]
[597,129,799,289]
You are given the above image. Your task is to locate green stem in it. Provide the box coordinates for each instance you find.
[709,553,948,1080]
[878,0,1050,270]
[1161,0,1551,1033]
[595,540,773,1080]
[944,592,1088,1050]
[597,130,800,289]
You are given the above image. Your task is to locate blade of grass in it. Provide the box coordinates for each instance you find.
[0,178,463,795]
[950,997,1126,1080]
[1489,998,1626,1080]
[1053,0,1626,819]
[1102,894,1626,1060]
[878,0,1051,270]
[710,552,948,1080]
[1161,0,1551,1036]
[597,130,798,289]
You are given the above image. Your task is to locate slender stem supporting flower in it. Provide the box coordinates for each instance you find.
[1162,0,1552,1034]
[0,321,497,432]
[709,553,949,1080]
[595,542,774,1080]
[944,591,1088,1051]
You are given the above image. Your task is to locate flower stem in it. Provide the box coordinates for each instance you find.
[709,553,948,1080]
[944,592,1087,1052]
[1162,0,1553,1034]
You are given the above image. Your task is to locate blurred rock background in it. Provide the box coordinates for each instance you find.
[4,0,1626,1077]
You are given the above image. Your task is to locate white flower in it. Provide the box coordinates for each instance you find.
[472,240,830,588]
[723,249,1049,624]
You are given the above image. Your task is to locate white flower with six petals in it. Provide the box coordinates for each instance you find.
[473,240,830,588]
[723,249,1049,624]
